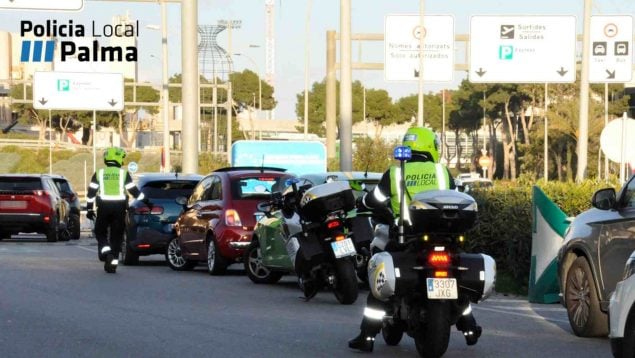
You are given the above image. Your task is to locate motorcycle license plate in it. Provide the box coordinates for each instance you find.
[426,278,458,299]
[331,238,356,258]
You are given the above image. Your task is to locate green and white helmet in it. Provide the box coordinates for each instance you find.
[103,147,126,166]
[402,127,440,163]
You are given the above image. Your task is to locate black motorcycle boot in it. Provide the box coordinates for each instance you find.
[463,325,482,346]
[456,313,482,346]
[298,274,319,300]
[348,332,374,352]
[104,252,117,274]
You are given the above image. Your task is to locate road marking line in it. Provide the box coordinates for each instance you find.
[474,305,569,324]
[76,246,97,253]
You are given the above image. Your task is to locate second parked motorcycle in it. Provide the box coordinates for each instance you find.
[244,178,359,304]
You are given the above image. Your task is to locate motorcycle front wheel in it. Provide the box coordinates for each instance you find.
[332,259,358,305]
[414,301,451,358]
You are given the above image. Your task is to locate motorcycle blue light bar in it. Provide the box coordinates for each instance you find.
[393,146,412,161]
[285,177,300,186]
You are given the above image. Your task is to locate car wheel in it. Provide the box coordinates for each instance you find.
[45,217,59,242]
[165,237,196,271]
[121,231,139,266]
[68,213,81,240]
[565,256,608,337]
[244,240,283,284]
[207,237,227,275]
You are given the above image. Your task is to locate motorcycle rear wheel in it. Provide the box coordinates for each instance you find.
[414,301,451,358]
[332,259,358,305]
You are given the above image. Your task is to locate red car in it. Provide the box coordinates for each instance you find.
[168,167,293,275]
[0,174,70,242]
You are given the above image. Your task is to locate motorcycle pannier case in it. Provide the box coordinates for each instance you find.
[408,190,477,233]
[458,253,496,303]
[368,251,420,301]
[299,181,355,222]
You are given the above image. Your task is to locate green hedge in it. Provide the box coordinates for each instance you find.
[465,179,620,294]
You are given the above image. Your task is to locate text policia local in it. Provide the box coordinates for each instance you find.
[21,20,138,62]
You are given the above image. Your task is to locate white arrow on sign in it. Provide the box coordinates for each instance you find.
[0,0,83,11]
[33,71,124,111]
[589,15,633,84]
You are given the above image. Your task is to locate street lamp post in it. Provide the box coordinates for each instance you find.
[146,1,170,172]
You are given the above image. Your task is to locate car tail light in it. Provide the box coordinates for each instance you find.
[135,206,164,215]
[225,209,242,227]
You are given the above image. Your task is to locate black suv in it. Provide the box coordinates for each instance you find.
[50,175,81,240]
[557,174,635,337]
[0,174,70,242]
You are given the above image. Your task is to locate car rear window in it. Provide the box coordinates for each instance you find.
[0,177,43,191]
[53,179,72,193]
[140,180,198,199]
[231,175,290,200]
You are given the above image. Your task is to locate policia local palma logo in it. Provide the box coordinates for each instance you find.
[20,20,138,62]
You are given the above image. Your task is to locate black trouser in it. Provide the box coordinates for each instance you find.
[359,292,387,336]
[95,200,127,257]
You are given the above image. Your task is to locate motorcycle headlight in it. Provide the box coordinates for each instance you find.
[623,252,635,280]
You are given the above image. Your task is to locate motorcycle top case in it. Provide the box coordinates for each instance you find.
[408,189,477,233]
[299,181,355,222]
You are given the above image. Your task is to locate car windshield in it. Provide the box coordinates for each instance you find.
[231,175,289,199]
[0,177,42,191]
[140,180,199,199]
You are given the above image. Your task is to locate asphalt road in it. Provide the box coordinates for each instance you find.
[0,234,611,358]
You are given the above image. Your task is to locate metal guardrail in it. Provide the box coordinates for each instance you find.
[0,138,92,150]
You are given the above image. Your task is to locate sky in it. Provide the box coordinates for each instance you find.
[1,0,634,120]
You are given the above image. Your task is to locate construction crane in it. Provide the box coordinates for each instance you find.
[265,0,275,89]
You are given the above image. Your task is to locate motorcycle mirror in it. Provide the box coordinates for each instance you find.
[393,146,412,161]
[175,196,188,206]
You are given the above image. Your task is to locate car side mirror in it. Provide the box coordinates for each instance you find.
[591,188,616,210]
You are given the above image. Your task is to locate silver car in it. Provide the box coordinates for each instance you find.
[609,250,635,357]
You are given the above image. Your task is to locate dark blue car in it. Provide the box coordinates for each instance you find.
[122,173,203,265]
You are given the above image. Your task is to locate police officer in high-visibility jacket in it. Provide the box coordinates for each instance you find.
[86,147,145,273]
[348,127,482,352]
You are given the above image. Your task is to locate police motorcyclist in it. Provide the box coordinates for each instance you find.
[86,147,146,273]
[348,127,482,352]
